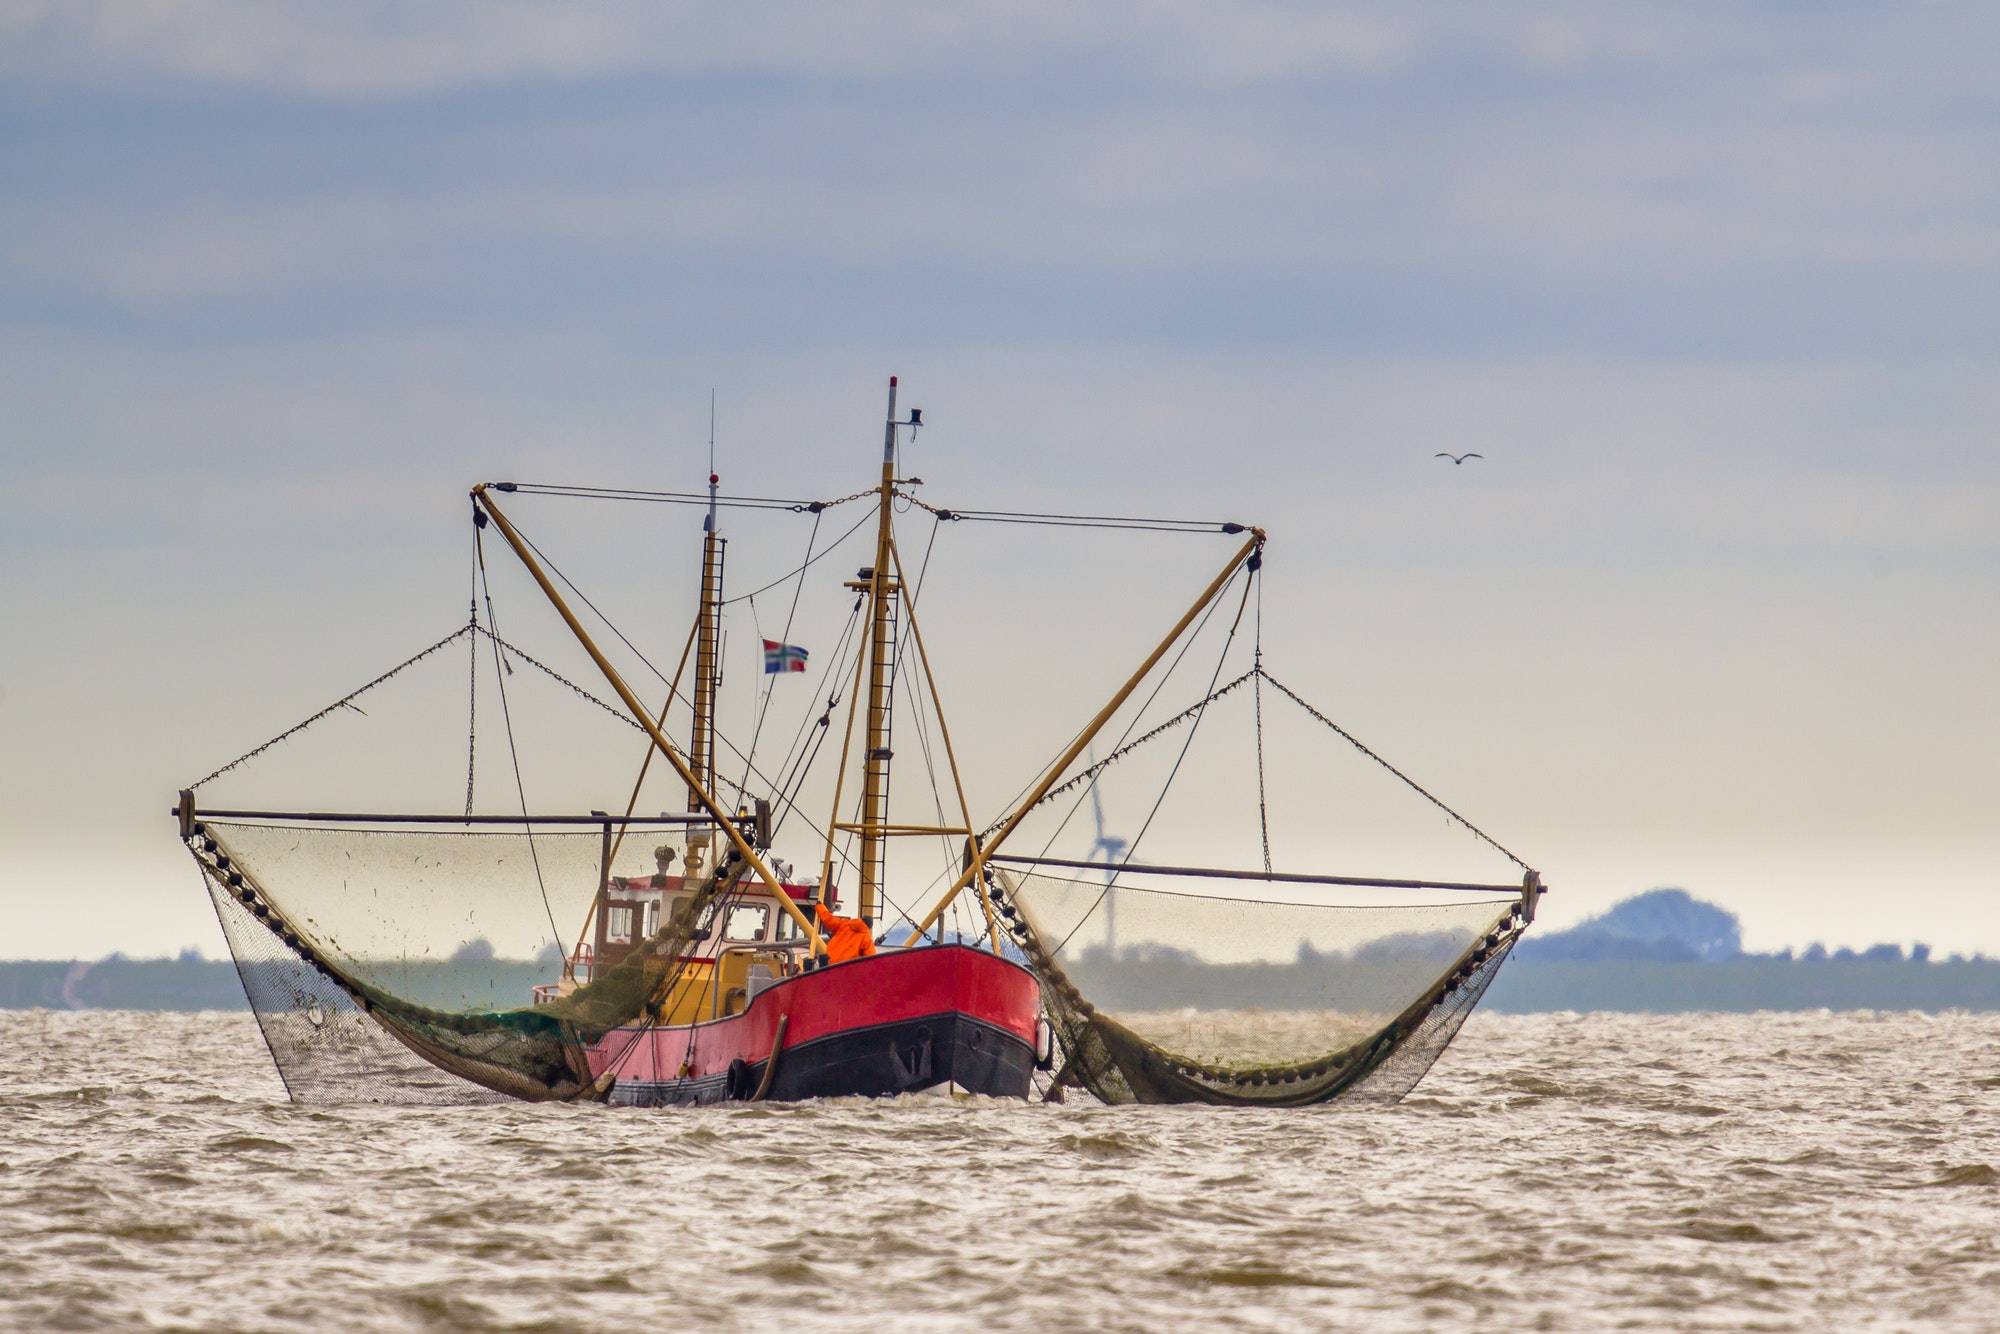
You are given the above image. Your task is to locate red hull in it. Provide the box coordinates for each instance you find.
[586,944,1041,1105]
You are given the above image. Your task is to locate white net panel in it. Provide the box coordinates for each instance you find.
[188,815,730,1104]
[205,868,506,1105]
[994,866,1526,1106]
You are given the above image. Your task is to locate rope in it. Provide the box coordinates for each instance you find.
[1258,671,1531,872]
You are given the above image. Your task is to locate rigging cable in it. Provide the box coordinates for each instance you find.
[604,615,701,876]
[931,564,1254,954]
[897,490,1247,536]
[912,516,964,924]
[984,561,1247,844]
[733,504,825,804]
[1254,567,1271,875]
[767,592,863,802]
[466,519,480,820]
[502,523,856,863]
[765,594,866,861]
[486,482,875,514]
[475,527,566,955]
[1051,571,1257,958]
[1009,669,1256,819]
[1258,671,1530,872]
[721,507,872,606]
[481,629,641,733]
[489,479,1243,538]
[890,516,960,923]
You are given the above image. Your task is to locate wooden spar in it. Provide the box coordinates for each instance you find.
[834,823,972,836]
[983,854,1526,895]
[905,529,1265,943]
[470,485,825,954]
[887,535,996,951]
[185,809,711,826]
[856,377,902,923]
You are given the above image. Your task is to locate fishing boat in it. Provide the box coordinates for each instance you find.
[178,379,1543,1108]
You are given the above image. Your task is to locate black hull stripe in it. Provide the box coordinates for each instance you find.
[609,1011,1033,1107]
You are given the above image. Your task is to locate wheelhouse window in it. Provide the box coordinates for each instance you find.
[606,904,636,944]
[775,908,805,942]
[723,905,771,942]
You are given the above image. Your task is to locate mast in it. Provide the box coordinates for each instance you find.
[685,425,725,876]
[824,377,960,933]
[855,377,902,924]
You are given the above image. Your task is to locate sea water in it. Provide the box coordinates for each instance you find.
[5,1009,1998,1331]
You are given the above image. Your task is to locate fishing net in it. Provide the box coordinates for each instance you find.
[185,815,735,1104]
[991,866,1528,1106]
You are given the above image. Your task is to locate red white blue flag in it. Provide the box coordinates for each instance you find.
[763,639,809,674]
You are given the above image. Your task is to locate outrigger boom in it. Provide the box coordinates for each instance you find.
[470,483,826,955]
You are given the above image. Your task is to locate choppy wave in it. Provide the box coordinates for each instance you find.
[4,1008,1998,1331]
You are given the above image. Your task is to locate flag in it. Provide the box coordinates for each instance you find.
[763,639,809,674]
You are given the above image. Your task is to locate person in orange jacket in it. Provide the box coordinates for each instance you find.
[813,899,876,964]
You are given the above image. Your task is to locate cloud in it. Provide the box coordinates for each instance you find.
[5,3,1997,367]
[0,1,1414,98]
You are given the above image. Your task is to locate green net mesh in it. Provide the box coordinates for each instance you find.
[187,817,731,1103]
[992,866,1526,1106]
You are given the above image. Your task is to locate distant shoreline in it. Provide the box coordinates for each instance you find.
[7,955,2000,1015]
[1480,957,2000,1014]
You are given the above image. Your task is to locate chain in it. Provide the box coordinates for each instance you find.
[989,668,1258,836]
[187,626,476,790]
[475,627,645,734]
[800,486,878,513]
[464,600,478,819]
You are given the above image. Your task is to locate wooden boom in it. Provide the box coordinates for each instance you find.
[471,485,825,954]
[906,528,1265,942]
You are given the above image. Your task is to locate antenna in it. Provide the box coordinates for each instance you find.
[704,389,718,533]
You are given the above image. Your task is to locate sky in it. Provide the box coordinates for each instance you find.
[2,2,1997,960]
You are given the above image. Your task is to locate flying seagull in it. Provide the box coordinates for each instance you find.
[1435,452,1484,465]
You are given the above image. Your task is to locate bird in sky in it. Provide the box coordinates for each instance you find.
[1435,452,1484,465]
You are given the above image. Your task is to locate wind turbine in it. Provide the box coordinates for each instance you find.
[1085,750,1129,954]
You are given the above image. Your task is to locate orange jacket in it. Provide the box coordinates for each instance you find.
[814,901,877,964]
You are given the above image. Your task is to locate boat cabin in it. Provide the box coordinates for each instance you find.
[534,845,832,1021]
